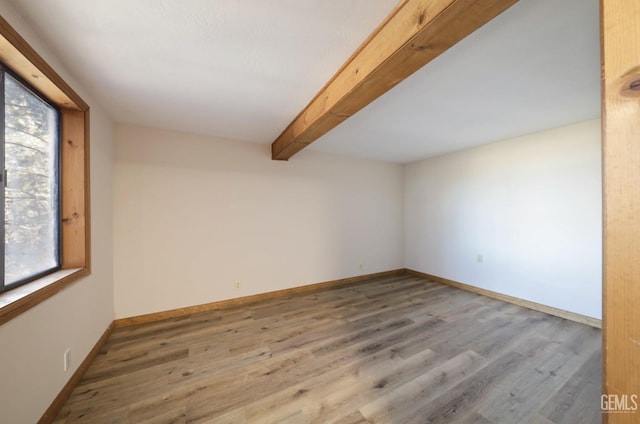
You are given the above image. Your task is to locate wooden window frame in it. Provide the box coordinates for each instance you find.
[0,15,90,326]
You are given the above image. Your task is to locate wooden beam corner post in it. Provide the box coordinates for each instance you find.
[271,0,518,160]
[601,0,640,422]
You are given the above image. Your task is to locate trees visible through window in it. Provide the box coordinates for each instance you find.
[0,17,89,325]
[1,69,60,290]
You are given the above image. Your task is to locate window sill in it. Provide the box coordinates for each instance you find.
[0,268,87,326]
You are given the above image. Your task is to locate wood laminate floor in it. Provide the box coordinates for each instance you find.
[54,275,602,423]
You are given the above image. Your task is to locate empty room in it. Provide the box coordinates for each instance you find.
[0,0,638,423]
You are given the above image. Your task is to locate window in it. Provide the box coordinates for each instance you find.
[1,70,60,291]
[0,15,90,325]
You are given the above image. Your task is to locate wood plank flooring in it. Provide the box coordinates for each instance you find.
[53,275,602,423]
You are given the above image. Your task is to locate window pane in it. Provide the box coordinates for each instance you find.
[4,74,59,285]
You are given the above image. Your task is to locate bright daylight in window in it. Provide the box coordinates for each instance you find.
[1,69,60,291]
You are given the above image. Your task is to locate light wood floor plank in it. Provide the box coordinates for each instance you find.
[538,349,602,424]
[53,274,601,423]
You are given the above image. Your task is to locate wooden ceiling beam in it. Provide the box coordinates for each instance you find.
[271,0,518,160]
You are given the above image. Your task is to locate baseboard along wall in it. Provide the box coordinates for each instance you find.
[38,322,114,424]
[404,269,601,328]
[114,269,406,328]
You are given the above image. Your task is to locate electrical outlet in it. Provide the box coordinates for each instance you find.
[477,254,483,264]
[234,281,241,289]
[63,348,71,372]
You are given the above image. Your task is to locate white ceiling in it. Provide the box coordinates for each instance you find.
[309,0,601,163]
[7,0,398,142]
[8,0,600,164]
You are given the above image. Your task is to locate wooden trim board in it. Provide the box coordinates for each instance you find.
[601,0,640,419]
[61,109,87,268]
[115,268,602,329]
[0,268,88,325]
[38,322,114,424]
[405,269,602,328]
[114,269,406,328]
[0,15,87,110]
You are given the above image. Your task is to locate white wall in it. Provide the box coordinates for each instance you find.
[404,119,602,319]
[114,125,404,319]
[0,3,114,423]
